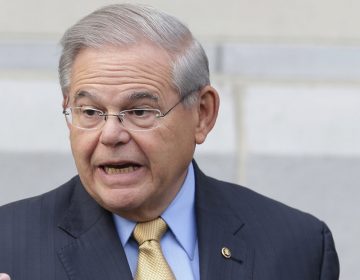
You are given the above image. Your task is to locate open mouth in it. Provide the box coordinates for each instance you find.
[101,163,141,175]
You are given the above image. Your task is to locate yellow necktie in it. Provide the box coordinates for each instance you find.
[133,217,176,280]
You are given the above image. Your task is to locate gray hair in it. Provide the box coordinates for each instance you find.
[58,3,210,105]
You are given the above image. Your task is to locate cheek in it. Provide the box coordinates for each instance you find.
[70,130,99,165]
[154,122,196,163]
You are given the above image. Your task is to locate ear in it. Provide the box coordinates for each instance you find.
[62,95,71,130]
[195,85,220,144]
[62,95,68,109]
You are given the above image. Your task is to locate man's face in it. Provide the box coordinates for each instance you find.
[66,44,200,221]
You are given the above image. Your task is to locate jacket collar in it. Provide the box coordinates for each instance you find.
[57,162,254,280]
[57,177,133,280]
[194,161,254,280]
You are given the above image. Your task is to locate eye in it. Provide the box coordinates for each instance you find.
[129,109,153,117]
[80,107,103,117]
[134,109,147,116]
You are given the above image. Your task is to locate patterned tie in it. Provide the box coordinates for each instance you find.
[133,217,175,280]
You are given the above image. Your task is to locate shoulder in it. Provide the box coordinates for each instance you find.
[196,167,327,234]
[0,176,80,220]
[196,170,339,279]
[0,176,83,277]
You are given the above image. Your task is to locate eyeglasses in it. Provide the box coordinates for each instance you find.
[63,92,192,131]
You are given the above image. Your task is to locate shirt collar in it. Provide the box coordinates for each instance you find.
[113,163,197,259]
[162,163,196,259]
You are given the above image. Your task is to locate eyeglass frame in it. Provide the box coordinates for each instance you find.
[62,91,195,131]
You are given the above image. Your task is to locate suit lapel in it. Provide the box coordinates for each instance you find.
[195,164,254,280]
[57,179,132,280]
[55,166,254,280]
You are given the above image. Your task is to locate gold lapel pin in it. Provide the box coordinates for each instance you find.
[221,247,231,259]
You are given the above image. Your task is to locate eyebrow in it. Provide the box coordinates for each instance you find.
[73,91,99,102]
[128,91,159,103]
[72,90,159,104]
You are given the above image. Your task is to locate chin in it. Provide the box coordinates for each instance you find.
[97,187,146,213]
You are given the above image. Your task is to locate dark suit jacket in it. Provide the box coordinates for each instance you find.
[0,164,339,279]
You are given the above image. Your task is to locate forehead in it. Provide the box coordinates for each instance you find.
[68,44,175,101]
[72,43,173,68]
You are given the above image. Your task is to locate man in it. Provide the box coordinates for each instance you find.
[0,4,339,280]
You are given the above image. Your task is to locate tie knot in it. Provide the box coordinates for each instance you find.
[133,217,168,245]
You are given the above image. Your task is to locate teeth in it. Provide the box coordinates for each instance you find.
[104,165,138,174]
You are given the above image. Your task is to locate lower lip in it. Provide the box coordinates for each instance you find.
[95,165,146,187]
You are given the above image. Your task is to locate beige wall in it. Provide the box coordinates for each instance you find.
[1,0,360,42]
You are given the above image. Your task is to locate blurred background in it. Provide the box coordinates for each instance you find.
[0,0,359,278]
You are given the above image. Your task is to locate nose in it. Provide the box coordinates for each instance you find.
[99,115,131,146]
